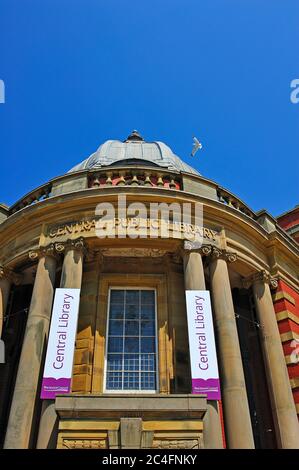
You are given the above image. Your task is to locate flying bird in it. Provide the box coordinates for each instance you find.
[191,136,203,157]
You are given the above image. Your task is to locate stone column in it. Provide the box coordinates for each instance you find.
[59,238,85,289]
[252,272,299,449]
[36,238,85,449]
[183,243,223,449]
[209,249,254,449]
[4,246,58,449]
[0,267,12,339]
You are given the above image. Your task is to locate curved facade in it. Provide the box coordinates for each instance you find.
[0,132,299,449]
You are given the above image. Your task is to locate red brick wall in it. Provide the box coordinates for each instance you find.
[277,207,299,242]
[272,280,299,418]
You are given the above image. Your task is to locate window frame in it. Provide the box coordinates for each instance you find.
[103,286,159,394]
[92,273,170,395]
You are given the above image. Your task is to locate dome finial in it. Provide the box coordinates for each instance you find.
[125,130,144,142]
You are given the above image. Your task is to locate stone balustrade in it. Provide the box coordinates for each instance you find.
[6,169,258,225]
[10,182,52,214]
[88,168,182,190]
[217,187,255,219]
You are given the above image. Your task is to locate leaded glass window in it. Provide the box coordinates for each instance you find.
[105,289,157,391]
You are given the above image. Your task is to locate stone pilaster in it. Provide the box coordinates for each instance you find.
[251,271,299,448]
[4,245,58,448]
[209,247,254,449]
[182,242,223,449]
[36,237,86,449]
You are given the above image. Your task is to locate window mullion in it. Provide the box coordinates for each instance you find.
[122,290,126,391]
[139,290,141,391]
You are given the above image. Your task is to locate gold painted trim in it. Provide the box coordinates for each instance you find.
[296,404,299,414]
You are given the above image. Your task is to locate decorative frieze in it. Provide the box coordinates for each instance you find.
[152,438,202,449]
[61,438,107,449]
[101,248,167,258]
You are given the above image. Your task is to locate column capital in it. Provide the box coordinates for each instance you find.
[0,265,22,285]
[182,242,237,263]
[29,243,59,261]
[183,240,213,257]
[29,237,88,262]
[55,237,87,256]
[209,247,238,263]
[243,270,278,290]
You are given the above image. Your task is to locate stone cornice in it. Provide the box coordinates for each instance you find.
[29,237,87,261]
[243,270,278,290]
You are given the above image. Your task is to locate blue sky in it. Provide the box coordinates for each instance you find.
[0,0,298,215]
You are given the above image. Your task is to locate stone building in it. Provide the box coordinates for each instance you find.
[0,131,299,449]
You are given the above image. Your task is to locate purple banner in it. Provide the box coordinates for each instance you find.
[192,378,221,400]
[186,291,221,401]
[41,377,71,399]
[41,289,81,400]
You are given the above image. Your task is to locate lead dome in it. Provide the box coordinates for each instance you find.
[68,130,200,175]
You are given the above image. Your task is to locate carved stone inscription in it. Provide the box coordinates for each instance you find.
[46,217,220,244]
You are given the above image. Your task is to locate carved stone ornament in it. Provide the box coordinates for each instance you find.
[29,238,87,261]
[210,247,222,258]
[62,438,107,449]
[183,240,203,251]
[199,245,213,257]
[183,242,236,262]
[183,241,212,256]
[54,242,65,253]
[243,270,278,290]
[55,237,87,254]
[0,265,5,279]
[29,243,57,260]
[224,251,238,263]
[101,248,167,258]
[269,277,279,289]
[152,438,202,449]
[210,247,237,263]
[70,237,86,252]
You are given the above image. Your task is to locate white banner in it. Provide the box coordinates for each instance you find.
[41,288,81,399]
[185,290,221,400]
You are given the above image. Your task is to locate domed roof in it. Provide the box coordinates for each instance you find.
[68,131,200,175]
